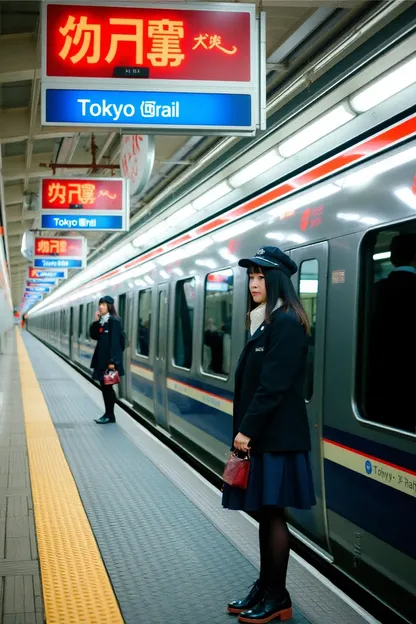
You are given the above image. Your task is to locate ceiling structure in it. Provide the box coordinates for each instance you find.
[0,0,413,306]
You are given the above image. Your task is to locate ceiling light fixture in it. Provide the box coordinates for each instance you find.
[229,149,283,188]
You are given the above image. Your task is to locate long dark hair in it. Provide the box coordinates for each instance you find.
[247,265,310,334]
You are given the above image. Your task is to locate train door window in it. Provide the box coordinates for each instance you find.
[359,226,416,435]
[78,305,84,339]
[174,278,196,369]
[137,289,152,357]
[202,269,233,378]
[86,303,93,339]
[299,259,319,401]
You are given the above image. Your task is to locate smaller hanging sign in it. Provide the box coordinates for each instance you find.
[33,236,87,269]
[29,267,68,279]
[27,279,57,287]
[40,177,129,231]
[26,286,51,294]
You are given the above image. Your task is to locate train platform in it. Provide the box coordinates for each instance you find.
[0,327,380,624]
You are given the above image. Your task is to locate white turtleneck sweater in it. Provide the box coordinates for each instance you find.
[100,313,110,325]
[249,299,283,335]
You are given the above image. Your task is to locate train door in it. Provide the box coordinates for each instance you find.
[118,293,132,401]
[69,307,74,359]
[153,283,170,430]
[289,242,331,555]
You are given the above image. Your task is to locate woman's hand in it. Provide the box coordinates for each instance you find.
[108,364,115,370]
[234,432,251,452]
[95,311,101,321]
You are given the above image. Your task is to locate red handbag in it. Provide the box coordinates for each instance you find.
[103,369,120,386]
[222,451,251,489]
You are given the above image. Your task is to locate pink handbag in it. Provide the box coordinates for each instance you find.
[103,369,120,386]
[222,451,251,489]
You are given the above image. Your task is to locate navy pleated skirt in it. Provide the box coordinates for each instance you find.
[222,451,316,511]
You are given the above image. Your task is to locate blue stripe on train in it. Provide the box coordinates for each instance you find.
[325,459,416,558]
[168,372,234,402]
[324,425,416,472]
[167,389,231,446]
[131,373,154,401]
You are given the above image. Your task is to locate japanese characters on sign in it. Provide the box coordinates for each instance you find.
[33,236,87,270]
[120,135,155,198]
[41,2,265,136]
[41,178,124,210]
[40,177,129,231]
[45,3,251,82]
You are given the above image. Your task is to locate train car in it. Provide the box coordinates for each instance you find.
[28,134,416,623]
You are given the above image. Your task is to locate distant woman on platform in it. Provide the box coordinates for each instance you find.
[90,295,125,424]
[223,246,315,623]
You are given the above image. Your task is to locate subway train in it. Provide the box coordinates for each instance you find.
[28,128,416,622]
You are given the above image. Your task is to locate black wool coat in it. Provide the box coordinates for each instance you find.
[234,308,311,453]
[90,316,125,376]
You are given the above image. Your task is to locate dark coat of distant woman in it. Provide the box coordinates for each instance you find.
[234,307,310,453]
[90,316,125,376]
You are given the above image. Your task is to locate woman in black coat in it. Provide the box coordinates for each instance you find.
[90,295,125,424]
[224,246,315,623]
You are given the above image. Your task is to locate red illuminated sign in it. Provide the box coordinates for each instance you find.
[41,178,123,210]
[300,206,324,231]
[45,3,251,82]
[34,237,84,257]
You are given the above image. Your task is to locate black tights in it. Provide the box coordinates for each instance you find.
[100,382,116,417]
[258,507,290,597]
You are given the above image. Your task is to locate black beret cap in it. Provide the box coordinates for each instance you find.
[238,246,298,277]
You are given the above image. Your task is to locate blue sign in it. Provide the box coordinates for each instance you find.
[365,460,373,475]
[34,258,83,269]
[26,286,51,294]
[31,270,67,279]
[41,214,123,231]
[24,294,42,300]
[27,279,57,286]
[44,89,252,130]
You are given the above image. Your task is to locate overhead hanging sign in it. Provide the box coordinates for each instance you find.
[120,135,155,198]
[33,236,87,269]
[27,279,57,287]
[29,267,68,280]
[26,286,52,294]
[41,2,265,136]
[40,177,129,231]
[24,293,43,301]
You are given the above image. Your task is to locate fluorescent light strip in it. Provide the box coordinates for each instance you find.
[229,149,283,188]
[278,104,355,158]
[350,55,416,113]
[373,252,391,260]
[192,181,232,211]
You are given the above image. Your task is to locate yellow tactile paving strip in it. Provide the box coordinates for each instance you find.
[16,329,125,624]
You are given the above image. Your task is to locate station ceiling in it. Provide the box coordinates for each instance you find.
[0,0,411,306]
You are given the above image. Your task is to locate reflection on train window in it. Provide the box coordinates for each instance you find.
[299,259,319,401]
[174,278,196,369]
[137,289,152,357]
[361,227,416,435]
[78,305,84,339]
[86,302,93,339]
[202,269,233,378]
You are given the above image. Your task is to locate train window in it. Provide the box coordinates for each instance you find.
[78,305,84,339]
[137,289,152,357]
[299,259,319,402]
[202,269,233,378]
[86,302,93,339]
[174,278,196,369]
[359,227,416,435]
